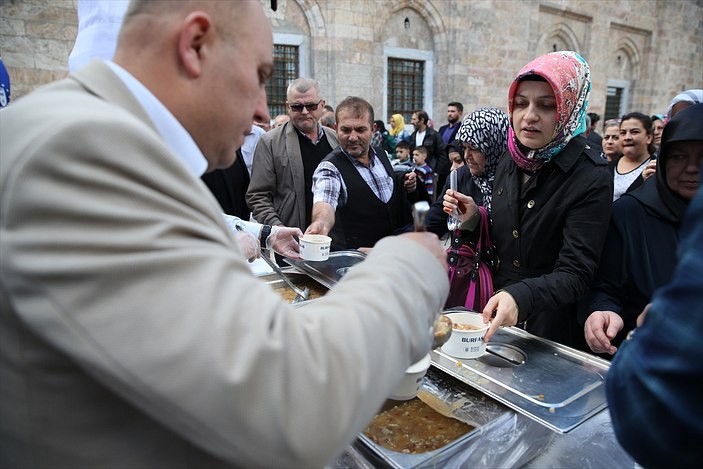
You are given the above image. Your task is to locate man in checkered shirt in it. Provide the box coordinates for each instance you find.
[306,96,430,251]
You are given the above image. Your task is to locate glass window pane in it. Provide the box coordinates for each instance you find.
[604,86,623,122]
[387,58,424,123]
[266,45,299,119]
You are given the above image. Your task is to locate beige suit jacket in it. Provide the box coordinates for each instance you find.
[0,61,448,468]
[246,121,339,229]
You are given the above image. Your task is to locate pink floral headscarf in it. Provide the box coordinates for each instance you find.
[507,51,591,173]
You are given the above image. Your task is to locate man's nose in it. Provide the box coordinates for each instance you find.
[254,88,270,126]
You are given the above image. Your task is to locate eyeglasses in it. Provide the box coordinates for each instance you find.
[288,100,322,113]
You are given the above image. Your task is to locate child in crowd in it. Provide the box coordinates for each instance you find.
[392,141,414,173]
[394,141,411,164]
[413,146,434,199]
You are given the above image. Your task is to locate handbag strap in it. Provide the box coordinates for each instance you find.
[464,206,494,310]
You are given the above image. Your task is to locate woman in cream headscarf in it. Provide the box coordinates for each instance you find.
[389,114,410,145]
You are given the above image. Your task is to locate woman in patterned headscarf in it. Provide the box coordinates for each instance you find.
[427,107,509,233]
[426,107,509,310]
[455,107,510,211]
[443,52,613,349]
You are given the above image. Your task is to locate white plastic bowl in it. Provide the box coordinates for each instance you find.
[299,234,331,261]
[388,353,431,400]
[441,311,489,359]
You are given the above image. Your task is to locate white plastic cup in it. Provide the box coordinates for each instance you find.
[389,353,431,400]
[441,311,489,359]
[299,234,332,261]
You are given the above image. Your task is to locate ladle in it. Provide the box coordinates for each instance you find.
[259,253,310,303]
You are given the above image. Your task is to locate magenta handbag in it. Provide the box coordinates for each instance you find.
[446,206,496,311]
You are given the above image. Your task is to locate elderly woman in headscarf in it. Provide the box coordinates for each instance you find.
[426,107,509,309]
[388,113,410,145]
[580,103,703,356]
[444,52,613,348]
[428,107,509,229]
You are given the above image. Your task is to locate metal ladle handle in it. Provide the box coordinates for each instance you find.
[234,222,308,299]
[259,250,309,300]
[412,201,430,232]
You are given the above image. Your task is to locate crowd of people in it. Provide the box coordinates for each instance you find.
[0,0,701,467]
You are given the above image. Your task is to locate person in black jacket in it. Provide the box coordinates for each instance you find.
[410,109,449,190]
[202,148,251,220]
[586,111,602,152]
[443,52,612,348]
[427,107,509,310]
[438,101,463,146]
[427,107,510,235]
[580,103,703,356]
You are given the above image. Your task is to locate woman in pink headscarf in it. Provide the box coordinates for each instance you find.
[444,52,613,349]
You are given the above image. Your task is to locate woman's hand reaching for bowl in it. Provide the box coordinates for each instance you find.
[482,291,519,342]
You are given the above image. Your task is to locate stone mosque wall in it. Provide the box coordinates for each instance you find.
[2,0,701,124]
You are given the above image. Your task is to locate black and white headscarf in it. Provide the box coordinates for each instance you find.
[455,107,510,211]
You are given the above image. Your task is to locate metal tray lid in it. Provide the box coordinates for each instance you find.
[431,326,610,433]
[283,250,366,289]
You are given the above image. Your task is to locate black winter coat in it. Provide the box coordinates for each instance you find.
[577,181,680,349]
[410,127,449,178]
[490,136,613,347]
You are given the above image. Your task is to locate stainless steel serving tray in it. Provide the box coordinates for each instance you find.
[356,367,513,469]
[431,327,610,433]
[283,250,366,289]
[260,271,328,302]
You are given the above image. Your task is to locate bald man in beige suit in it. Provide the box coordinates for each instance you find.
[0,1,449,467]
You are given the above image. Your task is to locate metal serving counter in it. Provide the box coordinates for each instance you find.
[328,374,636,469]
[329,406,636,468]
[269,254,637,468]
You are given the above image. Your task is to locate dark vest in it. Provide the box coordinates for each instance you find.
[325,147,409,250]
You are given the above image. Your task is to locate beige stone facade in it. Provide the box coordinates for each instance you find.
[2,0,701,124]
[0,0,76,99]
[264,0,703,123]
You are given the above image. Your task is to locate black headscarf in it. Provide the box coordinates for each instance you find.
[626,103,703,224]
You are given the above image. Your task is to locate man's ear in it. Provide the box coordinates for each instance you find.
[178,12,213,78]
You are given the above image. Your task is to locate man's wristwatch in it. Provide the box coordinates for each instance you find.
[259,224,272,247]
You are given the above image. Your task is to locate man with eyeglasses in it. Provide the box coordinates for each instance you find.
[247,78,339,236]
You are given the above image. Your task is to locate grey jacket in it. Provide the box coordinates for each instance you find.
[246,122,339,229]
